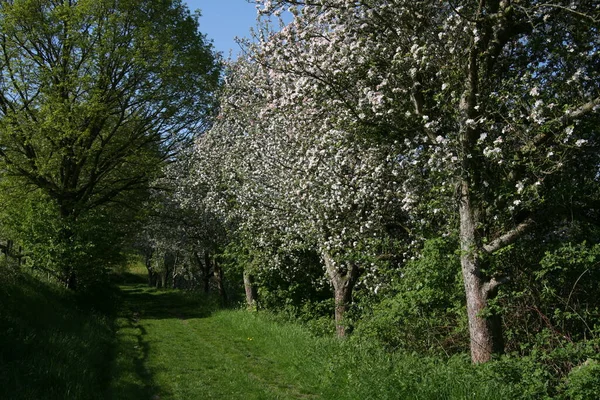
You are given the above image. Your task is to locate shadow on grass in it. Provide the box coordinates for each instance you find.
[118,283,218,321]
[108,313,160,400]
[108,281,219,399]
[110,271,148,285]
[0,272,115,400]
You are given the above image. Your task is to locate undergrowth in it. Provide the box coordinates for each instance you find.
[2,266,595,399]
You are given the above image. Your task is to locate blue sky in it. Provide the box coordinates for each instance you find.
[184,0,259,58]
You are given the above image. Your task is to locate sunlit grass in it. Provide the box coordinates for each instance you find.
[1,269,517,400]
[109,282,515,400]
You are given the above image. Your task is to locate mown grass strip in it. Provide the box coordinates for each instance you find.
[109,281,516,400]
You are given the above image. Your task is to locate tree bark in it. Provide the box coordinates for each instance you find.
[200,251,212,294]
[459,180,504,363]
[323,252,359,337]
[144,248,156,287]
[243,269,257,309]
[213,259,227,306]
[171,252,180,289]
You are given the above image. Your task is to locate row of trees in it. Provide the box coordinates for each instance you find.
[1,0,599,381]
[149,0,600,369]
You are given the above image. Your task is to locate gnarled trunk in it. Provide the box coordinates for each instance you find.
[323,252,359,337]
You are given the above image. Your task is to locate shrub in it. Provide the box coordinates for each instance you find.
[354,237,468,354]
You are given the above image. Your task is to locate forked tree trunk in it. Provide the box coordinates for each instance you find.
[323,252,359,337]
[243,269,257,309]
[459,181,504,363]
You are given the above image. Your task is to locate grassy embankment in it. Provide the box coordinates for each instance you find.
[1,265,516,399]
[0,271,115,400]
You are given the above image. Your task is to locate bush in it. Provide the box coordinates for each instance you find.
[560,358,600,400]
[354,237,468,354]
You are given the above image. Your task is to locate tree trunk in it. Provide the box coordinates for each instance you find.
[200,251,212,294]
[65,270,78,291]
[17,246,23,266]
[171,253,179,289]
[213,259,227,306]
[323,252,359,338]
[459,181,504,363]
[144,248,155,287]
[58,211,79,290]
[162,251,175,289]
[6,240,13,259]
[243,269,257,309]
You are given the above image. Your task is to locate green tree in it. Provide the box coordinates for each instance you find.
[0,0,221,288]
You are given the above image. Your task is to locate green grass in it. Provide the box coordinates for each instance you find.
[1,268,517,399]
[109,281,516,400]
[0,271,115,400]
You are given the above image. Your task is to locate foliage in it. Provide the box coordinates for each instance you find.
[249,0,600,361]
[354,237,468,354]
[185,43,412,334]
[0,181,136,290]
[480,336,600,399]
[536,241,600,338]
[0,0,221,288]
[560,358,600,400]
[488,234,600,349]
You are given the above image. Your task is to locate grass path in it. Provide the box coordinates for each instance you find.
[0,271,520,399]
[107,278,515,400]
[108,281,323,400]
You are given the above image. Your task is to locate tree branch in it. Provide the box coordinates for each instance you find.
[483,218,535,253]
[564,96,600,120]
[527,96,600,149]
[482,275,510,297]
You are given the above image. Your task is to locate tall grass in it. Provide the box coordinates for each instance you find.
[0,270,115,400]
[205,310,517,400]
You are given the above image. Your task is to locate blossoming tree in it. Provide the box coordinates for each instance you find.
[190,57,409,336]
[253,0,599,362]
